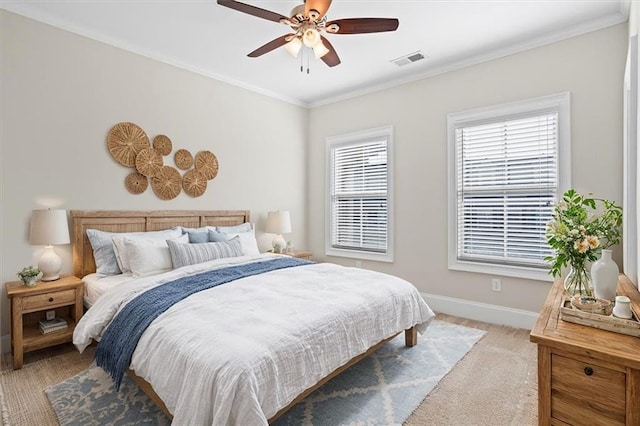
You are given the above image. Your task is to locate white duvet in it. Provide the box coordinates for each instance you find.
[74,254,435,425]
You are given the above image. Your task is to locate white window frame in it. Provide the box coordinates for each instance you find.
[623,35,638,286]
[326,125,394,262]
[447,92,571,281]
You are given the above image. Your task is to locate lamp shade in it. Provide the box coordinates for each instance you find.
[302,28,321,48]
[313,42,330,59]
[284,37,302,58]
[29,209,70,246]
[266,211,292,234]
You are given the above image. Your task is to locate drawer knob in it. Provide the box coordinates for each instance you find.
[48,297,54,302]
[584,366,594,376]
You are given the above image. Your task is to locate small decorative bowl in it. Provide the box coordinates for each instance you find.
[570,294,613,315]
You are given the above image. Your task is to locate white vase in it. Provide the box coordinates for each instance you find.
[591,249,619,301]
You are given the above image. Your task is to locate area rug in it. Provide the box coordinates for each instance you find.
[46,320,485,425]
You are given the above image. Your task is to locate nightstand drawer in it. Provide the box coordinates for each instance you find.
[551,354,626,425]
[22,289,76,312]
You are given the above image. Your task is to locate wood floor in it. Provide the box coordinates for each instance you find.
[1,342,78,372]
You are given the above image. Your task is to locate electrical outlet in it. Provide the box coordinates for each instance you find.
[355,260,362,268]
[491,278,502,292]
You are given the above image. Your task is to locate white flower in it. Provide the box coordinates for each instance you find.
[574,239,590,253]
[586,235,599,249]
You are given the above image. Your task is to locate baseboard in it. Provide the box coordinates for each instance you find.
[1,334,9,354]
[421,292,539,330]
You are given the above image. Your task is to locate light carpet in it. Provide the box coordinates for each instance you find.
[42,320,484,425]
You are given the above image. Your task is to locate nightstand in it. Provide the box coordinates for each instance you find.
[5,275,83,369]
[530,275,640,425]
[269,250,313,260]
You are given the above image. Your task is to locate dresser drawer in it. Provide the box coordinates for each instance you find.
[551,353,626,425]
[22,289,76,312]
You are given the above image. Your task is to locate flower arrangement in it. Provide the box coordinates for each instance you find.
[17,265,42,286]
[545,189,622,296]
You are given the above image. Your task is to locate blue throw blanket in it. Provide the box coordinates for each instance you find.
[96,257,312,389]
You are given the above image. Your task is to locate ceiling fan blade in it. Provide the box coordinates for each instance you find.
[305,0,332,20]
[326,18,399,34]
[320,36,341,67]
[247,34,294,57]
[217,0,288,23]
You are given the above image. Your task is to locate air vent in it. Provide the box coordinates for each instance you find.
[391,51,426,67]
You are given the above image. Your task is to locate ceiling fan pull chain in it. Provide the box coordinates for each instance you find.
[307,49,310,74]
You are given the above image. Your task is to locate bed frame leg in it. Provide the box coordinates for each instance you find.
[405,326,417,347]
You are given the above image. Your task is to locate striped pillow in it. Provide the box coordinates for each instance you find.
[167,236,244,268]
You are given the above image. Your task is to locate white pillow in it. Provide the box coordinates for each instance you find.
[216,223,252,234]
[124,234,188,278]
[237,231,260,256]
[112,228,182,274]
[224,227,259,256]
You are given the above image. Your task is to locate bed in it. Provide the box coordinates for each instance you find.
[71,210,435,425]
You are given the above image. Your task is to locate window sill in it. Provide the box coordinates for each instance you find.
[448,259,553,281]
[326,247,393,263]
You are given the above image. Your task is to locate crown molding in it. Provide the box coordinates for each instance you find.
[308,8,630,108]
[0,3,307,108]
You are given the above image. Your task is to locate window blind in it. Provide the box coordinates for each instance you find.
[330,140,388,253]
[455,112,558,268]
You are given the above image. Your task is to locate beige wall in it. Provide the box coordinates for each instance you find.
[0,11,308,349]
[308,24,628,313]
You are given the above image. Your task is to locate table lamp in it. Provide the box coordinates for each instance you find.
[29,209,70,281]
[266,211,291,253]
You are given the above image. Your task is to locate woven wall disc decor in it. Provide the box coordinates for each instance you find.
[124,171,148,195]
[135,148,164,177]
[153,135,172,156]
[151,166,182,200]
[194,150,219,180]
[106,122,220,200]
[174,149,193,170]
[182,169,207,197]
[107,122,150,167]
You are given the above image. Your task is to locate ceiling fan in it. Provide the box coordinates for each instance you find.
[217,0,399,67]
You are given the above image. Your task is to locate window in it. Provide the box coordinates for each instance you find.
[447,93,570,281]
[326,125,393,262]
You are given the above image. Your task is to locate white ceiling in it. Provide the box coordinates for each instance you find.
[2,0,629,107]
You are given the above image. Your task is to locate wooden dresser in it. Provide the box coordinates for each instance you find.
[530,275,640,426]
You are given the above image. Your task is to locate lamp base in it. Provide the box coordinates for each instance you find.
[38,245,62,282]
[272,235,287,254]
[41,274,60,282]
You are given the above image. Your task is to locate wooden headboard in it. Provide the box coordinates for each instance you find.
[71,210,251,278]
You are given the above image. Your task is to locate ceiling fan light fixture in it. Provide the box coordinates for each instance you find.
[313,42,330,59]
[284,37,303,58]
[302,28,321,48]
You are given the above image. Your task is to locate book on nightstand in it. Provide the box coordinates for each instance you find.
[39,318,68,334]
